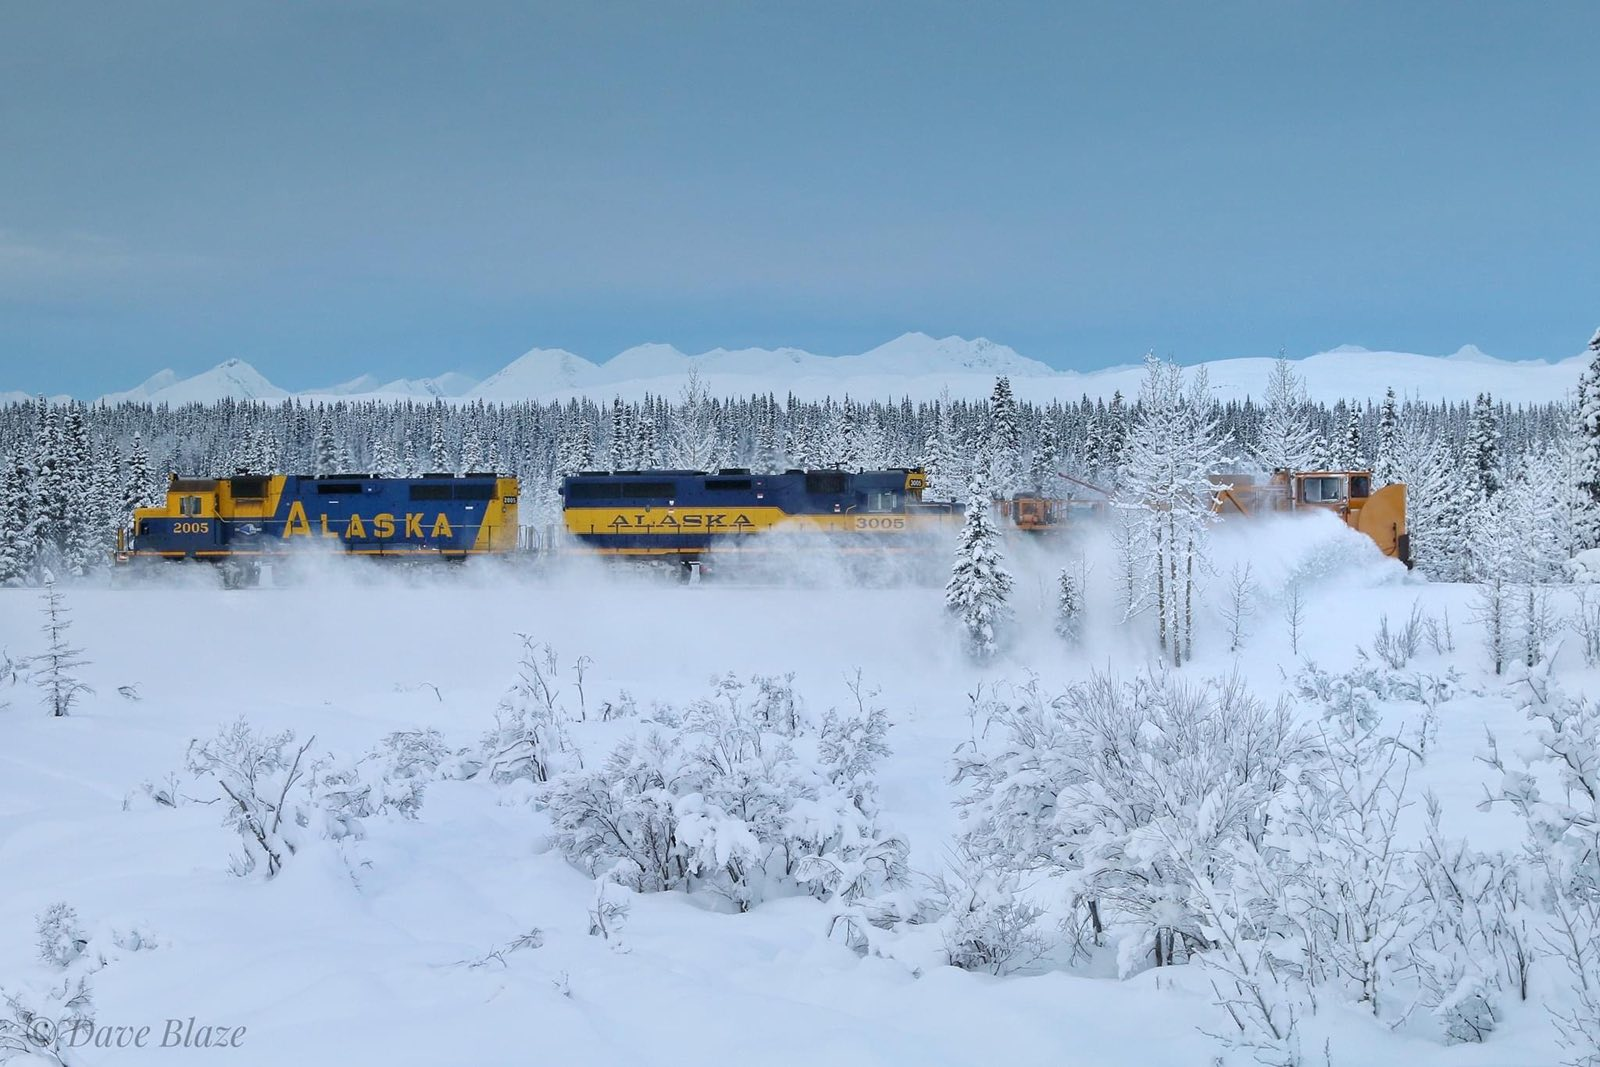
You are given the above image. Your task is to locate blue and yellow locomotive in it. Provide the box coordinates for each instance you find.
[559,467,962,572]
[116,473,521,585]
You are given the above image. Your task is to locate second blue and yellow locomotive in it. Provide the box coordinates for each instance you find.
[559,467,962,566]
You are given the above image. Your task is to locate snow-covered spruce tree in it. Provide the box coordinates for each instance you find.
[1334,400,1365,470]
[0,455,39,586]
[1374,386,1401,486]
[1469,392,1502,500]
[315,418,341,476]
[427,417,450,472]
[985,376,1023,497]
[670,369,721,471]
[1030,426,1063,496]
[945,479,1014,662]
[1393,420,1470,580]
[36,582,91,717]
[1095,390,1129,479]
[1468,496,1517,675]
[1054,565,1083,644]
[753,412,783,474]
[607,398,632,470]
[921,390,963,498]
[1467,453,1567,673]
[1576,328,1600,549]
[1255,355,1320,474]
[122,432,155,515]
[460,428,487,473]
[54,406,95,576]
[1117,355,1230,666]
[369,432,401,478]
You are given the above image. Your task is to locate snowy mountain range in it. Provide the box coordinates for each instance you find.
[39,333,1592,407]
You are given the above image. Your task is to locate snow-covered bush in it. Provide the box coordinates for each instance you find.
[1292,659,1464,745]
[480,635,577,784]
[929,847,1046,976]
[0,976,93,1067]
[953,672,1310,973]
[542,672,904,914]
[34,905,86,971]
[374,727,473,788]
[1274,714,1421,1016]
[182,718,473,873]
[543,729,690,894]
[817,671,890,814]
[1480,666,1600,1063]
[185,718,316,878]
[587,880,631,946]
[1368,603,1422,669]
[1409,797,1530,1044]
[1571,587,1600,666]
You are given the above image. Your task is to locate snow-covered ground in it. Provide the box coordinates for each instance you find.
[0,516,1584,1065]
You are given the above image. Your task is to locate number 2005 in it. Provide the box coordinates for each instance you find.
[173,522,211,534]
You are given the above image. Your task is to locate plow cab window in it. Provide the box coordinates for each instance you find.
[1302,477,1346,503]
[1349,475,1371,499]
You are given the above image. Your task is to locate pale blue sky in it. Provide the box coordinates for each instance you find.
[2,1,1596,396]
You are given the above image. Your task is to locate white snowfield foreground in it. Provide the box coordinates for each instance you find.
[0,518,1577,1066]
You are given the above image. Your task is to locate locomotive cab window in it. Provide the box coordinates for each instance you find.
[867,491,900,512]
[179,496,203,516]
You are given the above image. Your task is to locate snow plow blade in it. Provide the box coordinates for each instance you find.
[1354,482,1410,567]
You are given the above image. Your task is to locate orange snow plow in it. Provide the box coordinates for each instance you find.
[1000,470,1411,567]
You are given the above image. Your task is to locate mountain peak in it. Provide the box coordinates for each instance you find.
[88,336,1583,406]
